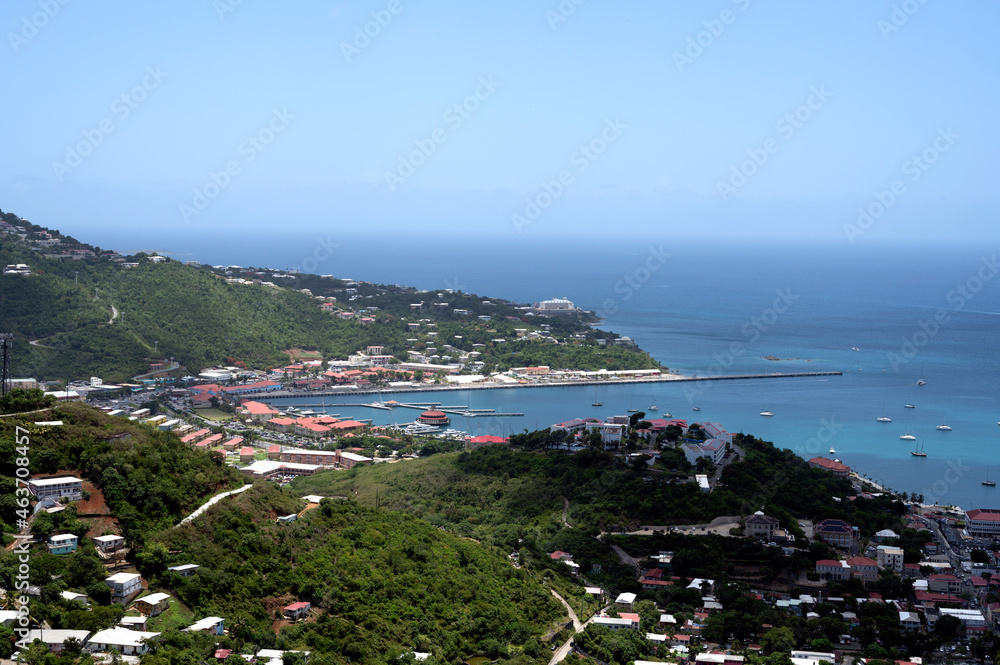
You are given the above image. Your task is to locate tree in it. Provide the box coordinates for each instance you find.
[0,388,55,415]
[761,626,796,654]
[934,614,962,639]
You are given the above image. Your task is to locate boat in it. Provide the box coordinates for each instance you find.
[936,414,951,432]
[904,402,915,409]
[592,388,603,407]
[911,442,927,457]
[876,403,891,423]
[829,447,836,454]
[916,377,926,386]
[851,346,860,351]
[760,404,774,417]
[985,466,996,487]
[692,406,701,412]
[627,395,639,413]
[899,428,916,441]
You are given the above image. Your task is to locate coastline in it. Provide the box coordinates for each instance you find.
[259,371,843,400]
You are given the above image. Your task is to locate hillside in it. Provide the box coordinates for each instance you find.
[142,485,565,664]
[0,208,661,381]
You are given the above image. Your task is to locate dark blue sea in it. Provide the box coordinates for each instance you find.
[88,228,1000,510]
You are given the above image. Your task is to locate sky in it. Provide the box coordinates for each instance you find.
[2,1,999,244]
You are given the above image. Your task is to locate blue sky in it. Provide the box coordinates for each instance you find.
[2,1,998,243]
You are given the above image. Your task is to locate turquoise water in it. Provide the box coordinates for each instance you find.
[88,229,1000,509]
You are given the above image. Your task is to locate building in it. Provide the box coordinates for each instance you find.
[134,592,171,617]
[592,616,637,631]
[104,573,142,605]
[876,545,905,573]
[284,602,311,620]
[846,556,879,582]
[47,533,78,555]
[240,400,280,424]
[278,449,372,469]
[808,457,851,478]
[93,534,125,554]
[965,509,1000,538]
[814,518,855,549]
[417,410,450,426]
[87,628,160,656]
[185,617,225,636]
[615,592,637,611]
[531,297,577,314]
[17,629,91,653]
[744,512,780,539]
[168,564,200,577]
[815,559,851,581]
[27,476,83,501]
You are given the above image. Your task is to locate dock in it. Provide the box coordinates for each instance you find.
[259,371,842,400]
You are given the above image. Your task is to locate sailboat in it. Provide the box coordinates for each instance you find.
[910,441,927,457]
[591,387,603,407]
[648,393,658,412]
[899,427,916,441]
[692,405,701,412]
[984,466,996,487]
[876,404,892,423]
[760,404,774,417]
[936,413,952,431]
[627,393,639,413]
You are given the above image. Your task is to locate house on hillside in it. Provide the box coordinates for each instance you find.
[47,534,78,555]
[283,602,311,620]
[134,592,171,617]
[104,573,142,604]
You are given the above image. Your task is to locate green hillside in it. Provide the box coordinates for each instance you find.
[0,208,661,381]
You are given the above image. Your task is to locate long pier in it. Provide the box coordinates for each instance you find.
[258,371,842,400]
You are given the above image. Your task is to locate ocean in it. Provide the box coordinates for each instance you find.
[87,228,1000,510]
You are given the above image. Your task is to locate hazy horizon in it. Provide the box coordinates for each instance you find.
[3,2,998,244]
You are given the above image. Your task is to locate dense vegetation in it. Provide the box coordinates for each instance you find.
[293,435,908,549]
[0,401,243,542]
[0,209,660,381]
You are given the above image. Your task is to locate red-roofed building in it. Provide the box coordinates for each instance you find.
[266,417,297,433]
[268,444,281,460]
[808,457,851,477]
[466,435,508,446]
[330,420,365,432]
[929,573,961,595]
[550,551,572,561]
[283,602,311,620]
[915,590,965,606]
[240,400,279,424]
[181,429,210,444]
[966,509,1000,537]
[214,649,232,660]
[239,447,256,463]
[846,556,879,582]
[295,421,332,439]
[816,559,851,581]
[222,437,243,451]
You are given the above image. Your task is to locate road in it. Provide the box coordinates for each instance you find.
[562,497,571,528]
[177,484,252,526]
[109,304,119,325]
[549,588,601,665]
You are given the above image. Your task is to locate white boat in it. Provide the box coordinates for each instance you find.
[876,403,891,422]
[985,466,996,487]
[829,447,836,454]
[692,406,701,412]
[760,404,774,417]
[851,346,860,351]
[899,428,916,441]
[916,378,926,386]
[936,422,951,431]
[904,403,915,409]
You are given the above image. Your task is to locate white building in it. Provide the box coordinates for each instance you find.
[27,476,83,501]
[87,628,159,656]
[876,545,905,573]
[104,573,142,604]
[965,509,1000,537]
